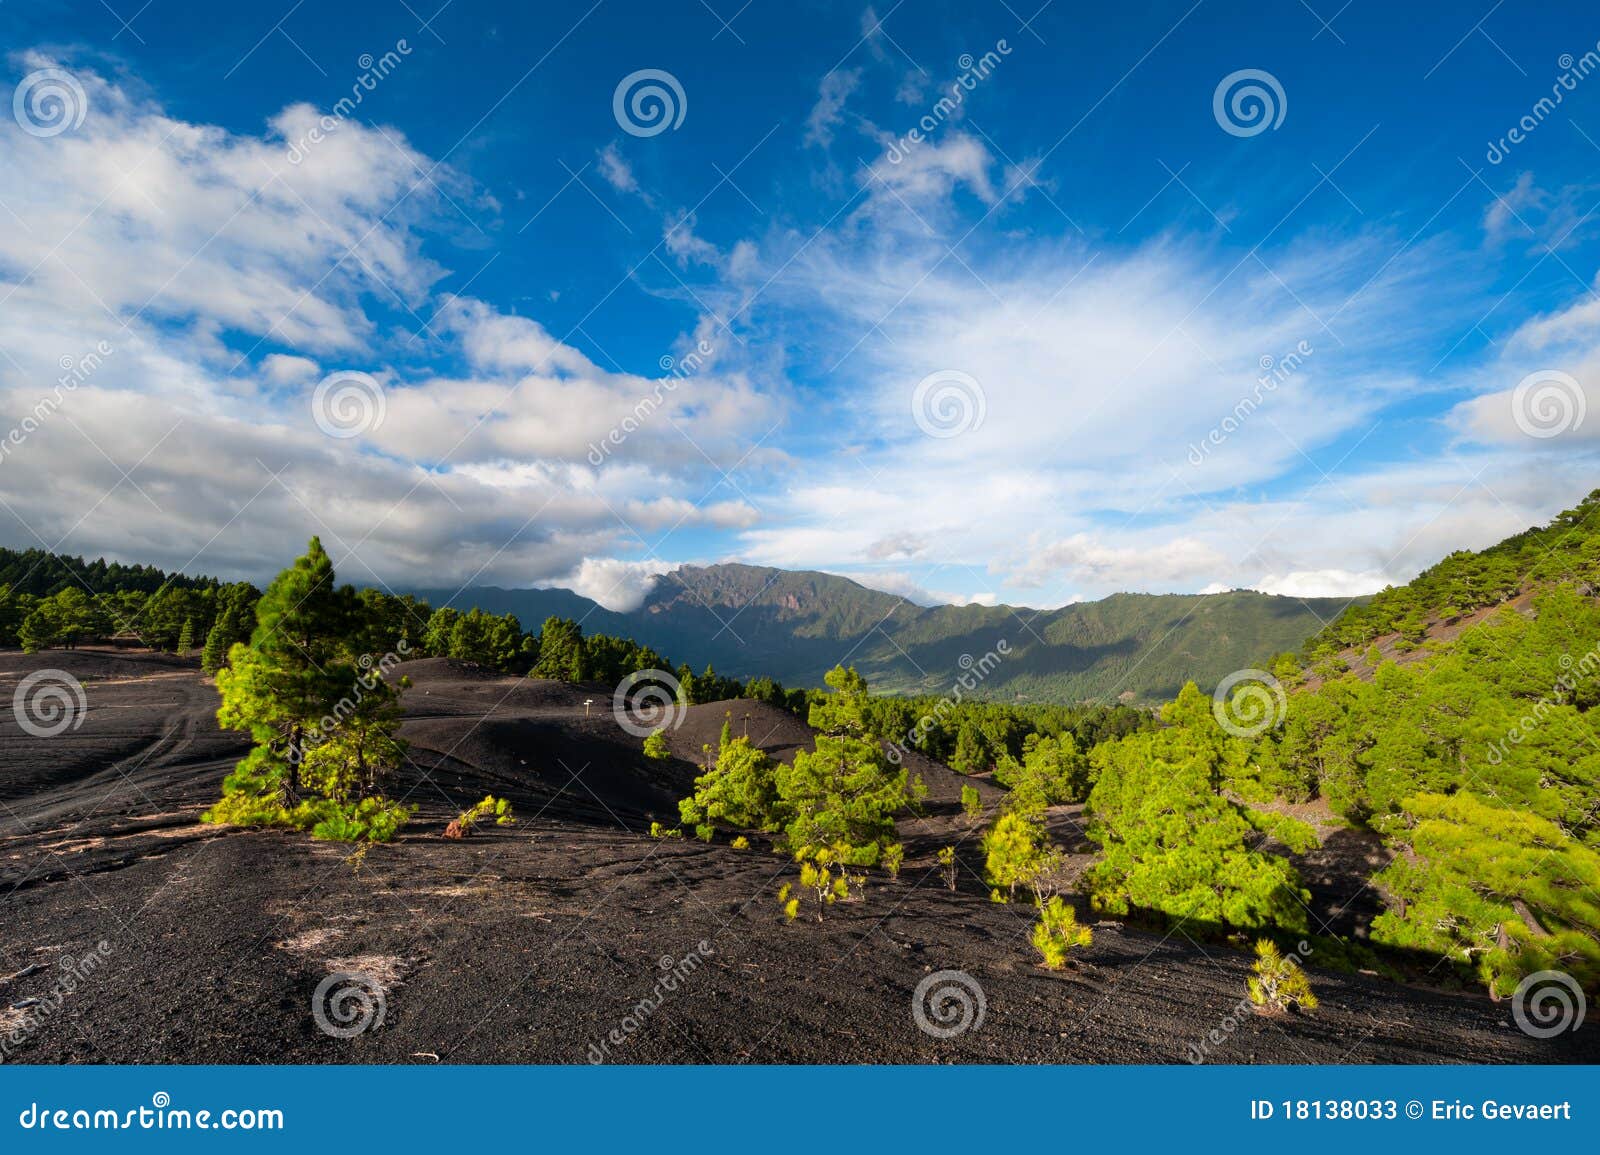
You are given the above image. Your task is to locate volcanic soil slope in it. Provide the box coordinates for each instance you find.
[0,650,1592,1065]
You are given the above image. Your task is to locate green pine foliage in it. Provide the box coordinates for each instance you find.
[642,730,672,760]
[1085,683,1315,931]
[994,732,1090,816]
[982,811,1044,903]
[1371,794,1600,996]
[960,783,983,824]
[775,732,906,866]
[1306,489,1600,659]
[1032,896,1092,970]
[1247,940,1318,1013]
[449,794,516,836]
[677,736,781,835]
[204,538,413,844]
[201,584,260,673]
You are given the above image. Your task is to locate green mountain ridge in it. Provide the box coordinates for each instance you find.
[414,564,1355,704]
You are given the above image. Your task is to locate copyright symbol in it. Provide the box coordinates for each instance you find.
[1405,1100,1423,1119]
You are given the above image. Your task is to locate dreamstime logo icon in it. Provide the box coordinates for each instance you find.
[1511,369,1585,439]
[1511,970,1586,1039]
[613,69,687,137]
[912,370,985,439]
[13,669,87,738]
[1213,69,1286,138]
[1211,669,1287,738]
[312,370,386,439]
[311,972,386,1038]
[13,68,88,138]
[912,969,986,1039]
[613,668,685,738]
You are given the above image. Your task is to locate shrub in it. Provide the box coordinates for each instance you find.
[1031,896,1092,970]
[731,835,750,850]
[310,797,414,843]
[785,846,856,922]
[961,784,983,824]
[206,793,412,843]
[649,821,683,840]
[982,812,1043,903]
[937,845,957,891]
[883,842,904,879]
[1247,940,1318,1014]
[444,795,515,838]
[643,730,671,760]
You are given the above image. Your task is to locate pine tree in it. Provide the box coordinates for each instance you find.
[177,617,194,654]
[982,811,1043,902]
[212,538,352,807]
[1085,682,1314,931]
[202,584,261,674]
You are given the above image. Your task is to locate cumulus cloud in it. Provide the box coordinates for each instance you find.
[1006,534,1229,590]
[1248,570,1392,599]
[0,55,778,592]
[553,557,677,611]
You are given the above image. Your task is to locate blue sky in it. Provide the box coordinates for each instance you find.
[2,0,1599,610]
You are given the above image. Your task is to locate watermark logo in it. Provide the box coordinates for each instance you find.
[1188,340,1312,466]
[311,972,386,1038]
[1511,369,1584,439]
[613,668,685,738]
[13,68,88,138]
[1213,69,1286,138]
[587,339,715,466]
[285,41,412,164]
[1487,46,1600,164]
[1211,669,1287,739]
[1188,940,1312,1062]
[0,340,113,470]
[912,370,985,439]
[586,941,714,1062]
[312,370,386,439]
[13,669,87,738]
[1511,969,1586,1039]
[0,941,113,1059]
[886,640,1010,764]
[912,969,986,1039]
[613,69,686,138]
[885,41,1013,164]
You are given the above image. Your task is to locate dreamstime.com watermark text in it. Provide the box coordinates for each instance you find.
[16,1093,283,1131]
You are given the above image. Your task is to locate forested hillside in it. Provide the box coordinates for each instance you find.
[1074,491,1600,996]
[1305,489,1600,659]
[416,567,1350,704]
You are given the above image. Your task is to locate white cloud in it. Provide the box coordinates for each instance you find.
[261,354,319,386]
[805,69,860,148]
[1006,534,1229,590]
[554,557,676,611]
[863,131,1001,206]
[1249,570,1390,598]
[0,55,779,592]
[596,141,637,193]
